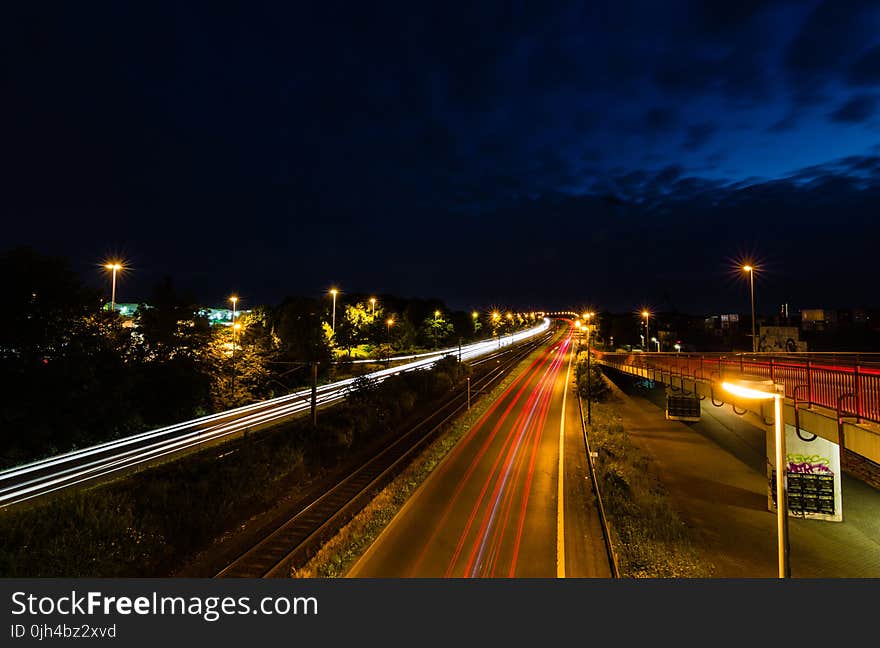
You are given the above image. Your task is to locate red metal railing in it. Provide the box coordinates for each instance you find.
[592,351,880,425]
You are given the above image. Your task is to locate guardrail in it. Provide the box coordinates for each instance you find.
[592,351,880,426]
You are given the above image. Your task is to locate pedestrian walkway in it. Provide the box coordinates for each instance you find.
[603,378,880,578]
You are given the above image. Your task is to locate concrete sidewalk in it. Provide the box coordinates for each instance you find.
[603,378,880,578]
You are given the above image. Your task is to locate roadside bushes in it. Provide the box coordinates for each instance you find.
[575,351,611,402]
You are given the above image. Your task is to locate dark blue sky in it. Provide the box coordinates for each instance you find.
[4,1,880,315]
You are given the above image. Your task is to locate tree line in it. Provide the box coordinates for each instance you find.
[0,247,534,465]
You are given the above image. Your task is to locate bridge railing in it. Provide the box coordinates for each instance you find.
[592,351,880,425]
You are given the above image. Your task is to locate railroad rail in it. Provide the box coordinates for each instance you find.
[215,331,554,578]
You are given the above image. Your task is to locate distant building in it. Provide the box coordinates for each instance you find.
[105,302,247,326]
[704,313,740,336]
[800,309,837,332]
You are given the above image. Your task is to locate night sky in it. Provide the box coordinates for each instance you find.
[5,1,880,315]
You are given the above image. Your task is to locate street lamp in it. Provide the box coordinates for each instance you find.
[721,377,789,578]
[104,262,123,312]
[229,295,238,325]
[370,297,376,315]
[585,316,594,425]
[329,288,338,333]
[642,310,651,351]
[229,295,239,399]
[743,265,757,353]
[651,336,660,352]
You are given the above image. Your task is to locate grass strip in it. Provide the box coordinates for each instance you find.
[585,395,715,578]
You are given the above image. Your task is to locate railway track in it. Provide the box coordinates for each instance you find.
[215,330,555,578]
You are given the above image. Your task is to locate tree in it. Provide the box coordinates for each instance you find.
[133,277,212,425]
[203,307,278,410]
[575,351,611,402]
[135,277,211,362]
[273,297,333,372]
[334,302,377,356]
[0,247,141,463]
[421,313,454,349]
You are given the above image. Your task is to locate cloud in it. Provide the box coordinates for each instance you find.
[682,123,718,150]
[848,44,880,86]
[784,0,880,102]
[642,107,678,134]
[767,108,800,132]
[828,95,877,123]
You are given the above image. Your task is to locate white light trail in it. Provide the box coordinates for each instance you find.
[0,319,550,507]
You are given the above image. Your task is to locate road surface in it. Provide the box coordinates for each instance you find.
[349,324,611,577]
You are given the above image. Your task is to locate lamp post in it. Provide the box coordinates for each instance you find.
[329,288,338,333]
[229,296,239,399]
[229,295,238,325]
[385,318,394,364]
[651,336,660,352]
[743,265,757,353]
[585,313,595,425]
[721,377,789,578]
[642,310,651,351]
[370,297,376,316]
[104,262,123,312]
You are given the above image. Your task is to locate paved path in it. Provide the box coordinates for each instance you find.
[604,377,880,578]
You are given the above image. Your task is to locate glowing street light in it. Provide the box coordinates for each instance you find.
[229,295,238,325]
[642,310,651,351]
[386,317,394,339]
[370,297,377,315]
[329,288,339,333]
[743,264,757,353]
[651,336,660,352]
[721,377,789,578]
[104,262,123,312]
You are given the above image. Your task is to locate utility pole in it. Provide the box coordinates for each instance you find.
[467,376,471,410]
[311,361,318,429]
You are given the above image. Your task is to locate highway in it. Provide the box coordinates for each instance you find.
[348,322,612,577]
[0,320,550,508]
